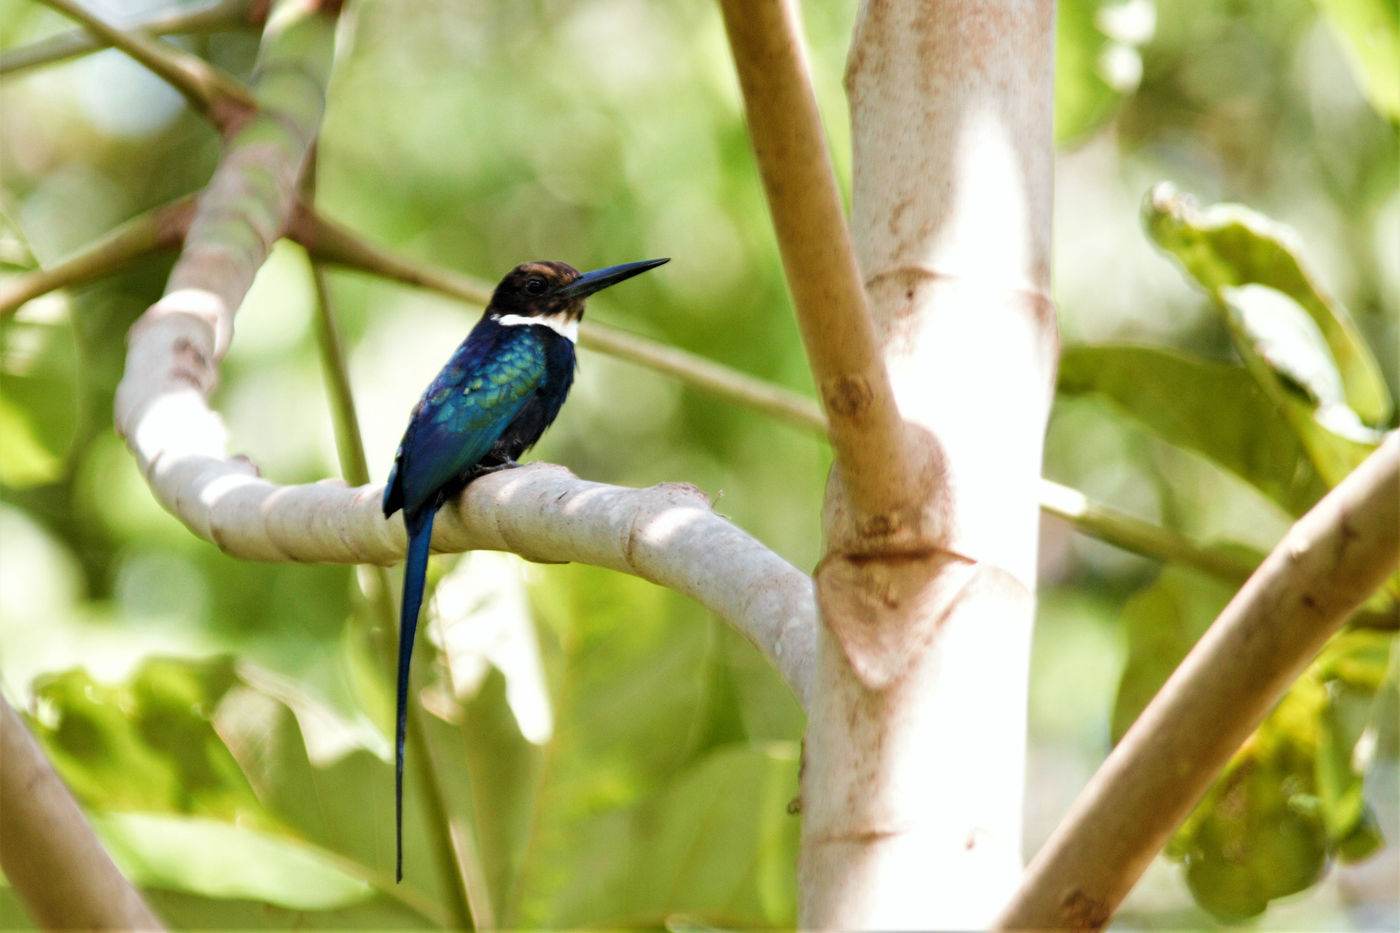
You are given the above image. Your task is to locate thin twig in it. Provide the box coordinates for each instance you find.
[310,257,371,482]
[0,196,195,317]
[579,323,826,434]
[290,206,494,305]
[1036,480,1260,582]
[995,431,1400,931]
[0,0,255,77]
[36,0,253,122]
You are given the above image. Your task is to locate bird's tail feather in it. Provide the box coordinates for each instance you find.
[396,510,435,883]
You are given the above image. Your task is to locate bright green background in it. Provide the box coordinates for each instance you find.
[1,0,1396,928]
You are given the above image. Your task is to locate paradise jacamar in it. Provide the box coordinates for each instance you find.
[382,256,668,880]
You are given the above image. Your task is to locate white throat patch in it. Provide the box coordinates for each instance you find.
[495,313,579,342]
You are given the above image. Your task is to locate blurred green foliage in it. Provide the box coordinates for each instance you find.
[1,0,1397,929]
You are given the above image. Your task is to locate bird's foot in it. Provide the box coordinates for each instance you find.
[475,458,519,476]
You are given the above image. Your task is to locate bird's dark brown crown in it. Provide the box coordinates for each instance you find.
[488,261,583,319]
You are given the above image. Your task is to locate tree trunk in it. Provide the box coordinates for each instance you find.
[800,2,1057,927]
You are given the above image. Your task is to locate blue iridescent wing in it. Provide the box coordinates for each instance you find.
[386,322,547,516]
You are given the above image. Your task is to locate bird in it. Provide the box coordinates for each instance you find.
[381,256,668,881]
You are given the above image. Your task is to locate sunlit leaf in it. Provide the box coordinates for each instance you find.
[93,812,373,911]
[431,552,553,743]
[1316,681,1371,842]
[1143,184,1393,427]
[446,668,545,918]
[29,658,267,823]
[1160,630,1394,921]
[1218,285,1382,487]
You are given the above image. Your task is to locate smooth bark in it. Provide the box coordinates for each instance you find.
[0,696,164,931]
[722,1,1057,927]
[996,431,1400,930]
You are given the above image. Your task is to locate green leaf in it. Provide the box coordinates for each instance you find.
[1314,628,1395,691]
[1143,184,1393,428]
[1310,0,1400,122]
[1172,682,1331,922]
[1059,343,1327,515]
[1218,285,1382,487]
[1334,807,1385,864]
[1164,631,1396,920]
[92,812,373,911]
[1182,787,1329,922]
[1315,682,1371,842]
[427,562,802,929]
[30,658,267,822]
[548,743,801,928]
[627,742,800,924]
[141,888,428,931]
[213,675,453,922]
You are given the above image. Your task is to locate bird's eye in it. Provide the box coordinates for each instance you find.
[523,277,547,296]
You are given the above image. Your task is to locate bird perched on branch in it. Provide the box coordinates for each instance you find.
[382,256,668,881]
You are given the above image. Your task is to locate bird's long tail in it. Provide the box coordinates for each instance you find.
[396,509,435,883]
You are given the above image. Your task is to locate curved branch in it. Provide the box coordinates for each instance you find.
[285,207,1280,586]
[0,191,1274,590]
[115,0,334,440]
[995,431,1400,931]
[0,695,164,931]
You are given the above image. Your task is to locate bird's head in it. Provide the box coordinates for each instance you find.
[487,258,669,335]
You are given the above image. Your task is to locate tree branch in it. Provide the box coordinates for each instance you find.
[284,207,1276,587]
[0,191,1273,592]
[1036,480,1261,583]
[115,0,333,458]
[37,0,253,123]
[995,431,1400,931]
[718,0,923,528]
[0,0,256,77]
[0,694,164,931]
[0,196,195,317]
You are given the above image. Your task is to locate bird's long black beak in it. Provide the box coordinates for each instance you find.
[557,257,669,300]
